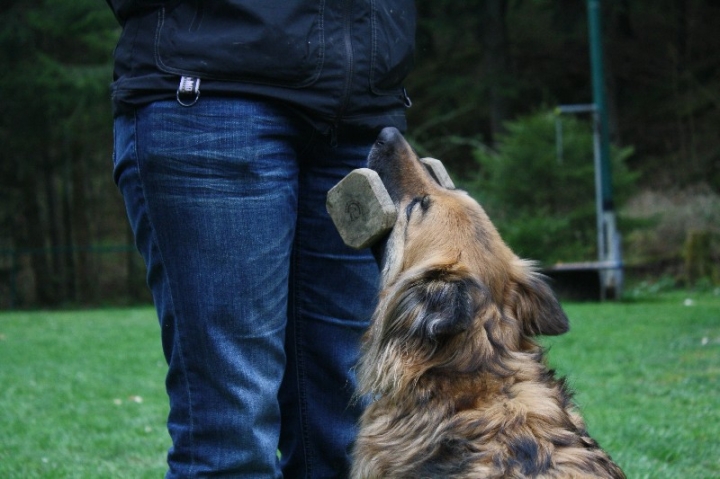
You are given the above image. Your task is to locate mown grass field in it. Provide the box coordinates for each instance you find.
[1,290,719,478]
[0,309,169,478]
[542,291,720,478]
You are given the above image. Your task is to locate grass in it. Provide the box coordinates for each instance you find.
[1,290,719,478]
[0,309,169,478]
[542,290,720,479]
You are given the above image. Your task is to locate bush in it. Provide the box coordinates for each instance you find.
[464,110,636,265]
[622,186,720,285]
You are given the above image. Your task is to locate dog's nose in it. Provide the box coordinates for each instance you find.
[376,126,401,146]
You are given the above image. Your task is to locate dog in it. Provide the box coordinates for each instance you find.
[350,127,625,479]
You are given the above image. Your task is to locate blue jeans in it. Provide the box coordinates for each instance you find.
[113,98,380,478]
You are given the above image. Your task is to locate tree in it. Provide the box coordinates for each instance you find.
[0,0,118,305]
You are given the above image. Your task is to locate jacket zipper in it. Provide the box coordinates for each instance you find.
[330,0,355,147]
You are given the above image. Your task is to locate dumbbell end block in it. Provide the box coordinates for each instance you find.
[420,157,455,189]
[326,168,398,249]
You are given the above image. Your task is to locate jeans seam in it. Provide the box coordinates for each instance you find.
[291,208,313,478]
[292,119,319,478]
[133,107,197,476]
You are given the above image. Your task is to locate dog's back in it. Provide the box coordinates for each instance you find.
[354,345,625,478]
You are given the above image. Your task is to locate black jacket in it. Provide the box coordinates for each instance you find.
[106,1,416,136]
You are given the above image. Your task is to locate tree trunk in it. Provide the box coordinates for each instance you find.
[481,0,510,144]
[61,157,77,303]
[71,148,95,303]
[21,174,56,305]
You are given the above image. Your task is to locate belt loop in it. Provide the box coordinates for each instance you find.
[176,76,201,107]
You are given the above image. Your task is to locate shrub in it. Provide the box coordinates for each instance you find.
[622,186,720,285]
[464,110,636,265]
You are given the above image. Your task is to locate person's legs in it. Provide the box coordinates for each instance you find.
[113,97,312,478]
[279,132,380,477]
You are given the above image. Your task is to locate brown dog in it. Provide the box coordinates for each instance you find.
[351,127,625,479]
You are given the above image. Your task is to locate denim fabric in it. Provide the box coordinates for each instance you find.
[113,97,379,478]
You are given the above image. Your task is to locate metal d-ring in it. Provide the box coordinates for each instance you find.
[176,76,201,107]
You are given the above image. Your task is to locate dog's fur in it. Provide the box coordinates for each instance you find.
[351,128,625,479]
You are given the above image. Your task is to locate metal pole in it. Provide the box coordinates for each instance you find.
[591,110,606,269]
[587,0,623,298]
[587,0,613,212]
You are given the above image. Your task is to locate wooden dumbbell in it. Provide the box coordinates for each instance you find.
[326,159,454,249]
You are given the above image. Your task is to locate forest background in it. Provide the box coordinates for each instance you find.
[1,0,718,308]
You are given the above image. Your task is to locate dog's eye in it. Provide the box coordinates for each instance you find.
[406,195,431,219]
[405,200,418,219]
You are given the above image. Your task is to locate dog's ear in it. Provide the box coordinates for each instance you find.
[512,271,570,336]
[391,265,488,340]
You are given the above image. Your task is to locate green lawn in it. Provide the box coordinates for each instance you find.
[542,290,720,479]
[0,309,169,478]
[1,291,719,478]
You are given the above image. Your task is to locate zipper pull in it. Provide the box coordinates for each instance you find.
[176,76,201,107]
[402,87,412,108]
